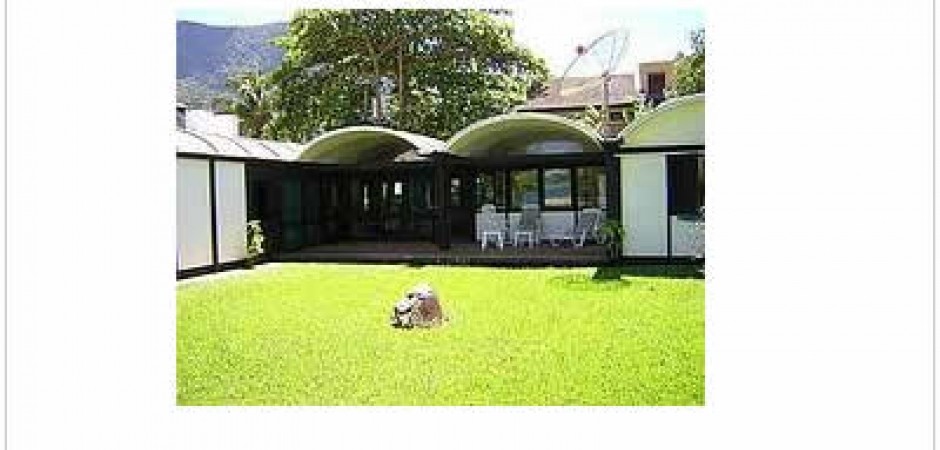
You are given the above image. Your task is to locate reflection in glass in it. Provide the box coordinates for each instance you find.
[543,168,572,208]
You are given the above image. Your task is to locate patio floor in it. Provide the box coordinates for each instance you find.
[273,240,608,266]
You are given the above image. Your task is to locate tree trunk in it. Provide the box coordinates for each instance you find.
[398,44,406,126]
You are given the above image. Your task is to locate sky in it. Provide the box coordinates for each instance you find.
[176,7,704,77]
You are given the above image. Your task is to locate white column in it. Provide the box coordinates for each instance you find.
[619,154,668,256]
[176,158,212,269]
[214,161,248,263]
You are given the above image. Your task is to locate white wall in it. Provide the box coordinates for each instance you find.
[177,158,247,272]
[176,158,212,269]
[214,161,247,263]
[620,154,668,256]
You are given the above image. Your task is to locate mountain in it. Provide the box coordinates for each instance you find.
[176,20,287,107]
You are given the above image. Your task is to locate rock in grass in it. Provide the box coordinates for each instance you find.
[390,282,443,329]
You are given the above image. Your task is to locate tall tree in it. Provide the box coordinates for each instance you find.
[672,29,705,96]
[227,71,273,138]
[264,9,549,141]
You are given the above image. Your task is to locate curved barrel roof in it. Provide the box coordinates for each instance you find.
[298,126,448,164]
[620,93,704,147]
[447,112,602,157]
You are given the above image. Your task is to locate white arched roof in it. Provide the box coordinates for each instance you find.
[175,128,303,161]
[447,112,602,157]
[299,126,447,164]
[620,93,704,147]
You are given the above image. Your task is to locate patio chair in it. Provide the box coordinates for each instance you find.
[513,204,540,248]
[564,208,603,247]
[479,204,505,250]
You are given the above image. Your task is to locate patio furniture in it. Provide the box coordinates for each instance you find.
[479,204,505,250]
[564,208,603,247]
[513,204,540,248]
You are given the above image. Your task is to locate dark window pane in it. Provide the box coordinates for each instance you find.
[511,169,538,209]
[493,171,506,209]
[362,184,370,212]
[668,155,704,215]
[476,171,508,210]
[391,181,404,213]
[543,168,572,208]
[450,177,461,207]
[577,167,607,209]
[411,178,431,210]
[476,173,495,208]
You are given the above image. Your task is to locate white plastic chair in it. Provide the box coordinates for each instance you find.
[565,208,602,247]
[479,204,505,250]
[513,204,540,248]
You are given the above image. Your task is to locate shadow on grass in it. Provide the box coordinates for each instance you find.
[592,264,704,280]
[549,273,632,291]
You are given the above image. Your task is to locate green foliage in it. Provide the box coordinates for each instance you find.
[261,9,550,141]
[246,220,265,264]
[177,264,704,405]
[571,105,602,131]
[227,72,274,138]
[672,29,705,97]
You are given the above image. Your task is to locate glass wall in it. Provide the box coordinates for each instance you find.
[543,168,573,209]
[576,166,607,210]
[474,166,606,212]
[667,155,704,216]
[510,169,539,209]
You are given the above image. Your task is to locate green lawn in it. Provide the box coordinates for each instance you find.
[177,263,704,405]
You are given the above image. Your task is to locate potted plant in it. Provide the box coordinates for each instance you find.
[246,220,265,268]
[598,219,625,260]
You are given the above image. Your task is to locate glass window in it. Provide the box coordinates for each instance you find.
[362,184,370,212]
[476,173,495,208]
[450,177,461,207]
[577,167,607,209]
[476,171,507,209]
[510,169,539,209]
[521,140,585,155]
[493,171,506,209]
[667,155,704,216]
[543,168,572,208]
[411,178,431,210]
[391,181,404,213]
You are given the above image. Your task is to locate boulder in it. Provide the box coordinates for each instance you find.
[390,282,443,328]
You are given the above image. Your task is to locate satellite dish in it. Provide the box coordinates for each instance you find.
[557,28,630,137]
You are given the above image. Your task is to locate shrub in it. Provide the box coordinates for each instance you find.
[246,220,265,267]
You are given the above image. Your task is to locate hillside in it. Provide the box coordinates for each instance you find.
[176,20,287,108]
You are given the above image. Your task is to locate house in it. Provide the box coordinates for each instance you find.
[515,74,639,137]
[175,93,704,278]
[514,60,677,137]
[638,60,675,106]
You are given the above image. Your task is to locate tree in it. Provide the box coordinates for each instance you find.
[264,9,549,141]
[571,105,602,130]
[227,71,273,138]
[672,29,704,97]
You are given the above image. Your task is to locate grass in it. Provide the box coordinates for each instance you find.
[177,263,704,406]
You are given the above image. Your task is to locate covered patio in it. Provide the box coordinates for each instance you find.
[245,112,619,261]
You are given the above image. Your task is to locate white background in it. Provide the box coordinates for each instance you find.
[3,0,936,449]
